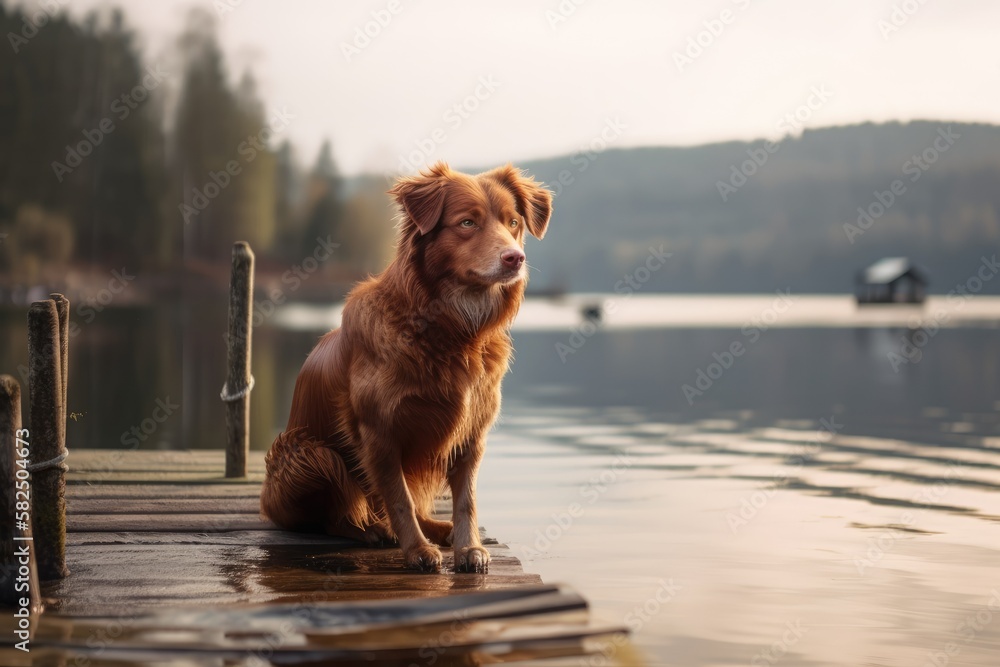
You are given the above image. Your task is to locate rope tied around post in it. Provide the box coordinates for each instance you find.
[26,448,69,473]
[27,297,71,580]
[220,374,255,402]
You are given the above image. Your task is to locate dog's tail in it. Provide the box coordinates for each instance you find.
[260,428,374,531]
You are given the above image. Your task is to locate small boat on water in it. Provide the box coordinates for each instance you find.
[581,304,603,322]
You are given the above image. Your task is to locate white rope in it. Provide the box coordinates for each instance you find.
[220,374,255,402]
[27,448,69,473]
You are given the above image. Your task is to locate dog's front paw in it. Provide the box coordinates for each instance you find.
[454,545,490,573]
[403,542,443,573]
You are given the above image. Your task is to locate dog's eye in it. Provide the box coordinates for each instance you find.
[509,219,519,229]
[460,219,475,228]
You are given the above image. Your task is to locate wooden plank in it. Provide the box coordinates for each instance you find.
[67,471,267,484]
[69,449,267,465]
[66,495,452,516]
[50,584,582,633]
[68,458,266,473]
[68,461,267,473]
[69,452,266,465]
[67,512,473,534]
[66,448,266,483]
[65,483,450,506]
[67,449,264,476]
[66,530,499,548]
[0,635,605,666]
[1,585,618,665]
[67,496,263,515]
[68,512,275,532]
[66,483,266,499]
[67,530,360,548]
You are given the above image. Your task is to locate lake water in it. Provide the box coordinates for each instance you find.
[2,294,999,665]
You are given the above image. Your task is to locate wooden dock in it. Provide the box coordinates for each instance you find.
[1,449,622,665]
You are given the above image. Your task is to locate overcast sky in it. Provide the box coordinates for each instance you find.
[54,0,1000,175]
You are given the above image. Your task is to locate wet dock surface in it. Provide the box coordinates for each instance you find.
[1,450,621,665]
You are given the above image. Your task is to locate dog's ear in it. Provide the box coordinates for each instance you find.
[487,164,553,239]
[389,162,452,235]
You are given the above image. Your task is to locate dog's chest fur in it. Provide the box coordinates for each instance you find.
[391,333,510,464]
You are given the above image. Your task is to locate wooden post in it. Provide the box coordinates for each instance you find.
[27,300,69,580]
[0,375,41,611]
[49,293,69,450]
[224,242,254,478]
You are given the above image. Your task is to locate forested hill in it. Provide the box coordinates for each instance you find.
[511,121,1000,294]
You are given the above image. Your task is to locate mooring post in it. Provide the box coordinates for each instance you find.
[49,293,69,450]
[0,376,41,610]
[223,242,255,478]
[27,300,69,580]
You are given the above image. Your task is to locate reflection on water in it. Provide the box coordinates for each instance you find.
[1,295,999,665]
[479,404,1000,666]
[0,301,303,453]
[506,326,1000,447]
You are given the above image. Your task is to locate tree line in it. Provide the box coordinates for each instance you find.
[0,4,392,292]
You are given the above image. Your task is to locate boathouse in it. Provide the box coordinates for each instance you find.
[856,257,927,304]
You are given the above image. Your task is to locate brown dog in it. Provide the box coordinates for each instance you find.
[260,162,552,572]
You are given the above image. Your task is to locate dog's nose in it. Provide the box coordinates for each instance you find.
[501,249,525,270]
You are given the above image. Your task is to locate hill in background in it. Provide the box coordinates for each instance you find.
[502,120,1000,294]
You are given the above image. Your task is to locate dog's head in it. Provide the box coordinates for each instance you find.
[389,162,552,288]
